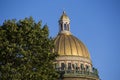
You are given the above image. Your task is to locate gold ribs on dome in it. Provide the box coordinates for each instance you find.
[54,34,90,59]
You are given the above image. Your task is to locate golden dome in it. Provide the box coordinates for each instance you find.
[60,11,70,21]
[54,33,90,59]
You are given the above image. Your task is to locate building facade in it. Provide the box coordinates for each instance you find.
[54,11,99,80]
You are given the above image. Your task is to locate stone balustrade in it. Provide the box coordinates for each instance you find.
[56,67,99,79]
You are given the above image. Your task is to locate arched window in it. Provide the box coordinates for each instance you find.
[61,24,63,30]
[86,65,89,71]
[55,63,59,69]
[68,63,71,70]
[64,24,67,30]
[75,63,78,70]
[61,63,65,70]
[80,64,84,70]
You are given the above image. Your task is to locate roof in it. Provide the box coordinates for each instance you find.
[54,33,91,59]
[59,11,70,21]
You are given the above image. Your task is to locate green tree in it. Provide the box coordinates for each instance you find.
[0,17,58,80]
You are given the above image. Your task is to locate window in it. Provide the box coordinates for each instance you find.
[75,63,78,70]
[55,63,59,69]
[68,63,71,70]
[61,63,65,70]
[64,23,70,31]
[86,65,89,71]
[80,64,84,70]
[64,24,67,30]
[61,24,63,30]
[67,24,69,30]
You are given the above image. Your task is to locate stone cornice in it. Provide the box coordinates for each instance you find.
[56,55,92,64]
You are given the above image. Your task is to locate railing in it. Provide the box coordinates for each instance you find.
[56,67,99,79]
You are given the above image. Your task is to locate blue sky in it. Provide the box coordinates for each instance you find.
[0,0,120,80]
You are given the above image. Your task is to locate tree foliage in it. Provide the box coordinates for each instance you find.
[0,17,58,80]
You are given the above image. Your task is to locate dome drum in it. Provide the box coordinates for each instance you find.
[55,55,93,72]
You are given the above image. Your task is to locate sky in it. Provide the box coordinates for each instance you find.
[0,0,120,80]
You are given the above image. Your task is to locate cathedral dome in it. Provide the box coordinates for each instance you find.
[53,12,99,80]
[54,11,90,59]
[54,33,90,59]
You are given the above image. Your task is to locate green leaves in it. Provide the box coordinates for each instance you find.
[0,17,58,80]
